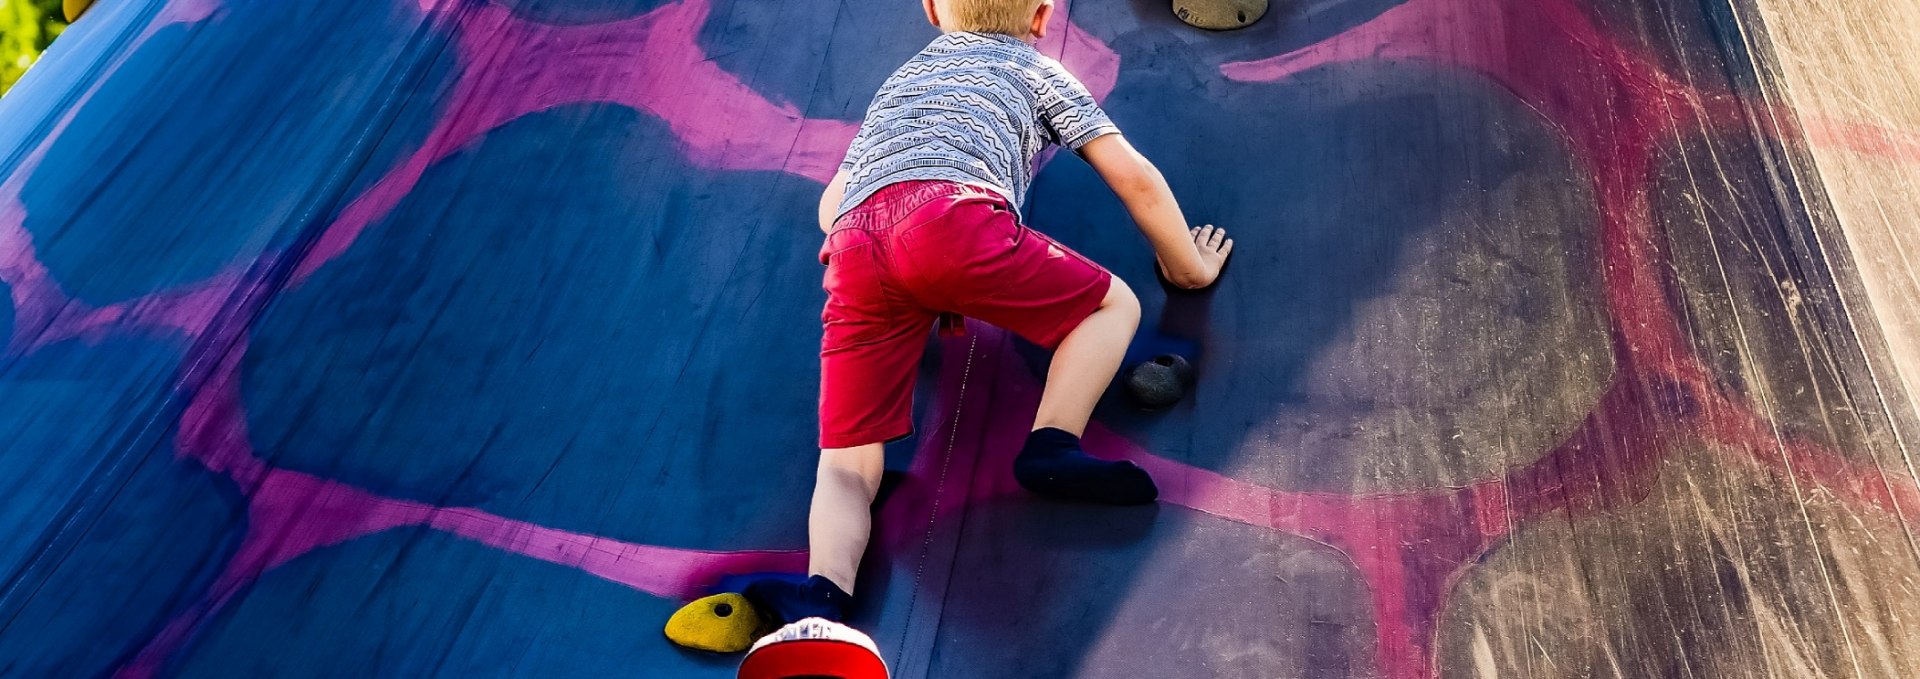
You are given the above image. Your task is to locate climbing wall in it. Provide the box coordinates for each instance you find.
[0,0,1915,677]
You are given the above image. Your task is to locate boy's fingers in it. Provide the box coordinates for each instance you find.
[1208,228,1226,247]
[1220,239,1235,257]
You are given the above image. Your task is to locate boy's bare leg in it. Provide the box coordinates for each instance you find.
[1016,277,1158,504]
[1033,277,1141,435]
[808,443,886,593]
[744,443,880,624]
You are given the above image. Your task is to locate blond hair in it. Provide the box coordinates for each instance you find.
[945,0,1048,36]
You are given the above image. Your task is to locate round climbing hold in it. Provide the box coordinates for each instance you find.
[665,592,772,654]
[1154,353,1194,384]
[1126,354,1194,409]
[1172,0,1268,30]
[63,0,95,22]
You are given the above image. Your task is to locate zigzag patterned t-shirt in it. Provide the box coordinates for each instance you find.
[835,31,1120,218]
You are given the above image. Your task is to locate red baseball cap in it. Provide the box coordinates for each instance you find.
[738,618,889,679]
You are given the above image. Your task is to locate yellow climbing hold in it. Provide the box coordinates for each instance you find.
[64,0,96,23]
[664,592,771,653]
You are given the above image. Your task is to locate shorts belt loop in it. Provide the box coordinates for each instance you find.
[937,312,967,337]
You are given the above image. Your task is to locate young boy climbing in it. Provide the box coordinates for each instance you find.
[747,0,1233,626]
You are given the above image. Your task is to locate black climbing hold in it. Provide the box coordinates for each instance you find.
[1153,354,1194,384]
[1126,354,1194,409]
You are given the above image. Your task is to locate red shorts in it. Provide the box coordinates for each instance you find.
[818,181,1112,448]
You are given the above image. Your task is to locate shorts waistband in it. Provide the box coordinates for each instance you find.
[832,180,1007,232]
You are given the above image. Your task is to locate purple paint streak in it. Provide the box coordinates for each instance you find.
[0,0,1909,676]
[106,0,1131,671]
[0,0,244,353]
[1802,116,1920,164]
[1199,0,1920,674]
[291,0,860,283]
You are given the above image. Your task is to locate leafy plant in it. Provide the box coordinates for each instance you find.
[1,0,68,95]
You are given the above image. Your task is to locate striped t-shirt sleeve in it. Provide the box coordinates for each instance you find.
[1036,59,1119,150]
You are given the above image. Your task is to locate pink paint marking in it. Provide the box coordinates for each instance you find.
[291,0,1126,285]
[1037,0,1120,105]
[78,0,1920,675]
[0,176,247,353]
[917,326,1531,676]
[1216,0,1712,381]
[0,90,103,349]
[114,469,432,679]
[117,464,805,676]
[0,0,241,354]
[448,0,858,180]
[292,0,859,283]
[1221,0,1695,155]
[176,342,269,482]
[160,0,222,25]
[31,272,241,347]
[432,508,805,600]
[1697,389,1920,514]
[1090,367,1667,676]
[1179,0,1920,673]
[0,178,245,352]
[1705,96,1920,167]
[863,324,1724,676]
[0,189,67,351]
[107,3,1112,670]
[129,325,811,674]
[1801,116,1920,164]
[1124,445,1506,677]
[1590,157,1719,383]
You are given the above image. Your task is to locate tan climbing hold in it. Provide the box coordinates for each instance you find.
[1172,0,1268,30]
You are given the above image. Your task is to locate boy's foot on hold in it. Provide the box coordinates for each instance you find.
[1013,427,1158,504]
[743,574,852,626]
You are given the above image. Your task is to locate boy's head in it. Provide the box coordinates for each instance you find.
[923,0,1055,40]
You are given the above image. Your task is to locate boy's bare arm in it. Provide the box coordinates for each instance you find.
[1079,134,1231,289]
[819,169,852,233]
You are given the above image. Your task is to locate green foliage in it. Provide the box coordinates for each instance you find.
[1,0,68,95]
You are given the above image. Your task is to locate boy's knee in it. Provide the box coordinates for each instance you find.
[818,444,886,493]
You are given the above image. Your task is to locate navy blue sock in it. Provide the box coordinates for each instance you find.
[1013,427,1158,505]
[743,574,851,625]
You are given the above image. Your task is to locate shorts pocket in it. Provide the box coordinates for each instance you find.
[821,242,897,347]
[819,226,874,265]
[896,197,1023,298]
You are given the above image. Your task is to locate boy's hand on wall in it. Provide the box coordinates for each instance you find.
[1159,225,1233,289]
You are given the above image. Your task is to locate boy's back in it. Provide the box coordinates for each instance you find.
[835,31,1116,218]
